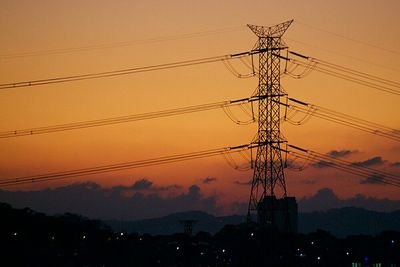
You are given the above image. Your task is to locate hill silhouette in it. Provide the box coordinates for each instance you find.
[106,207,400,237]
[106,210,244,235]
[1,202,399,266]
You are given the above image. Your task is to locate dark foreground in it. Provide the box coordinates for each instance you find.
[1,202,399,267]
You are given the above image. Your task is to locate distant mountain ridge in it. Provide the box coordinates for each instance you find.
[105,207,400,237]
[299,207,400,237]
[105,210,245,235]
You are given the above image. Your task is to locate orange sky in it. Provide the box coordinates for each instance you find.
[1,1,400,209]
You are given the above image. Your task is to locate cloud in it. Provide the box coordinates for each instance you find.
[298,188,339,211]
[312,160,336,169]
[131,178,153,190]
[0,180,220,221]
[114,178,181,192]
[234,179,252,186]
[360,174,386,185]
[202,176,217,184]
[392,162,400,168]
[351,156,385,167]
[301,179,317,185]
[298,188,400,212]
[286,159,306,170]
[327,149,357,158]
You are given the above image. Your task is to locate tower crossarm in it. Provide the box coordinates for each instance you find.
[247,20,294,38]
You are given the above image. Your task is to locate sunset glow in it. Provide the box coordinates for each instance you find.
[1,1,400,217]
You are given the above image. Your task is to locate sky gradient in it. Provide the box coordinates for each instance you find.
[1,1,399,216]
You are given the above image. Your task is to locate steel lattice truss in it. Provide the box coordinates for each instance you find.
[247,20,293,218]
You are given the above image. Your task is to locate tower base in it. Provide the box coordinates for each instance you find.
[257,196,298,233]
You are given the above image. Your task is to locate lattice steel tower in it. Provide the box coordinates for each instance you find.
[247,20,296,230]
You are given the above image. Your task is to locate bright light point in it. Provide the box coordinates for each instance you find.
[317,256,321,260]
[300,253,303,257]
[391,240,395,244]
[222,249,226,253]
[51,236,55,240]
[250,233,254,236]
[82,235,86,239]
[13,232,18,236]
[346,252,349,256]
[176,246,180,250]
[120,232,124,236]
[311,241,314,245]
[297,248,300,251]
[200,252,204,256]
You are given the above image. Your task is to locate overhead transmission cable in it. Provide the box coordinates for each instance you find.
[279,51,400,96]
[0,96,257,138]
[280,97,400,142]
[286,37,400,73]
[313,58,400,88]
[0,143,257,187]
[282,144,400,188]
[0,49,264,90]
[221,149,252,171]
[294,59,400,96]
[294,20,400,56]
[0,26,246,60]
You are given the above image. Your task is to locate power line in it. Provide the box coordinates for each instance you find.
[0,26,247,60]
[284,144,400,188]
[0,143,255,187]
[288,51,400,90]
[310,149,400,185]
[286,37,400,73]
[297,61,400,96]
[282,51,400,96]
[290,151,400,187]
[0,49,264,90]
[294,20,400,56]
[0,96,257,138]
[313,58,400,88]
[2,22,398,196]
[283,97,400,142]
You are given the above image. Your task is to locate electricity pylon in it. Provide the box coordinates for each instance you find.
[247,20,294,226]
